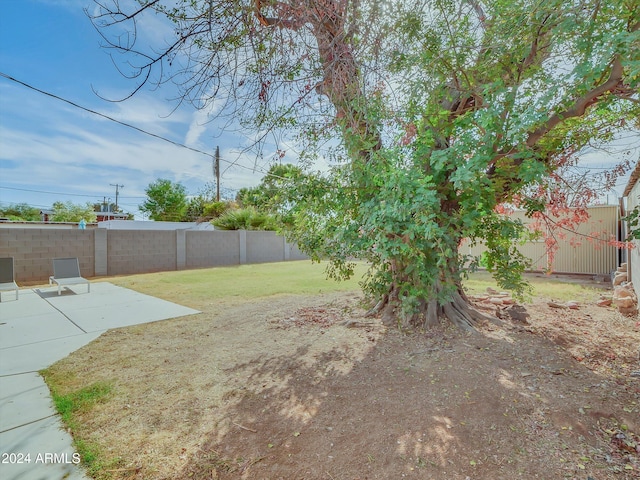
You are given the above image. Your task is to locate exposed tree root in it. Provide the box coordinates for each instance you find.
[368,283,502,331]
[452,289,501,325]
[340,319,381,328]
[364,294,388,317]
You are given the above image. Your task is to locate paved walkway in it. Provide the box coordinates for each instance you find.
[0,283,199,480]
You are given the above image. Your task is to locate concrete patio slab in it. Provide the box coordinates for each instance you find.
[0,311,85,350]
[0,415,87,480]
[0,282,200,480]
[0,288,56,319]
[0,373,55,433]
[0,332,105,376]
[40,282,200,333]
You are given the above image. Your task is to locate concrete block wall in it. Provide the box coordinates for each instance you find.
[2,227,308,283]
[0,228,95,282]
[288,242,308,261]
[246,231,286,263]
[107,230,177,275]
[185,231,240,268]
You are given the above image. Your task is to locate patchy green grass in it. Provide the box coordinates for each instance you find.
[105,261,602,308]
[106,260,369,308]
[40,371,122,477]
[464,270,605,301]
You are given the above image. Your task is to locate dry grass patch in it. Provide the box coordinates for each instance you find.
[43,291,376,479]
[42,263,640,479]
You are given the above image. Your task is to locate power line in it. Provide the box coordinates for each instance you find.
[0,72,288,181]
[0,185,145,199]
[0,72,215,159]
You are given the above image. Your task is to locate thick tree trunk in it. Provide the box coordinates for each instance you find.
[369,276,496,331]
[366,253,496,331]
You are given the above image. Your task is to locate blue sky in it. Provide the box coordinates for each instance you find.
[1,0,638,220]
[0,0,284,219]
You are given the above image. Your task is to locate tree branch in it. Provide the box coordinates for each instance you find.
[90,0,161,25]
[525,20,638,147]
[466,0,487,27]
[525,56,626,148]
[254,0,306,29]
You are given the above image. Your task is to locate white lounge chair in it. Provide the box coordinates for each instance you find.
[49,257,90,295]
[0,257,19,302]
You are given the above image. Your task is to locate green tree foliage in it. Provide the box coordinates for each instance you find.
[289,0,638,329]
[624,203,640,241]
[183,197,235,222]
[95,0,639,329]
[140,179,188,221]
[182,196,207,222]
[181,180,237,222]
[237,164,306,226]
[212,207,278,231]
[0,203,41,221]
[237,164,303,210]
[203,201,233,219]
[51,201,98,223]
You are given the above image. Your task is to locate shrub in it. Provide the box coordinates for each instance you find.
[212,207,278,230]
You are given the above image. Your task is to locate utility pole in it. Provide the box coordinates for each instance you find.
[110,184,124,211]
[214,146,220,202]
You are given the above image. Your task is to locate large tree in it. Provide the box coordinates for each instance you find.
[236,163,306,224]
[0,203,41,221]
[51,201,98,223]
[140,179,188,221]
[94,0,639,329]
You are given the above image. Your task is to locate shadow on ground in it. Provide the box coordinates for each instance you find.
[173,305,639,480]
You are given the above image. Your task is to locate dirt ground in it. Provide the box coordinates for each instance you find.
[49,286,640,480]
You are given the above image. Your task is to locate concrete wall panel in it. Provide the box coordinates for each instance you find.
[185,231,240,267]
[246,231,284,264]
[1,227,307,283]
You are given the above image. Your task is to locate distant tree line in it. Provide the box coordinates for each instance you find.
[0,203,41,221]
[140,165,303,230]
[0,201,133,222]
[1,166,301,229]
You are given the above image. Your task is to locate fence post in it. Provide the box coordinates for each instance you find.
[94,228,108,276]
[239,230,247,265]
[176,230,186,270]
[283,235,290,261]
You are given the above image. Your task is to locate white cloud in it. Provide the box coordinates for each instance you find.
[184,93,228,146]
[185,109,210,147]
